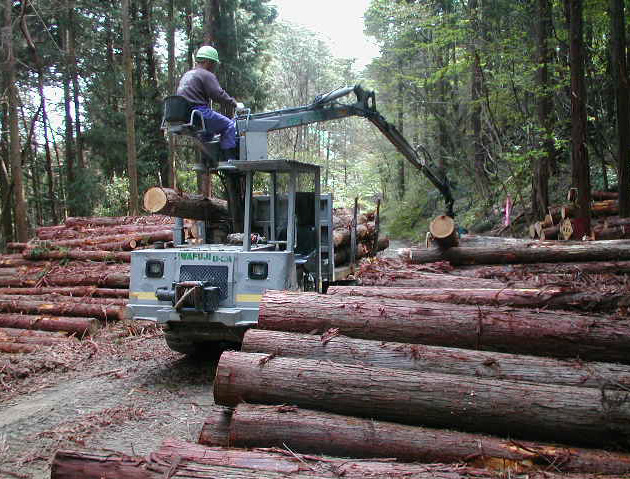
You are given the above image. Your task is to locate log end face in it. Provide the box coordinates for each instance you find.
[143,187,167,213]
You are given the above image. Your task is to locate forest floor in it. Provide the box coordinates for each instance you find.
[0,323,226,479]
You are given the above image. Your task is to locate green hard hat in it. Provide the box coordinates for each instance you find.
[196,45,220,63]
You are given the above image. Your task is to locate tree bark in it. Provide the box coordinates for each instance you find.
[0,294,126,306]
[0,287,128,298]
[453,260,630,278]
[327,285,626,312]
[3,0,28,242]
[358,270,506,288]
[0,298,123,321]
[242,329,630,390]
[610,0,630,217]
[0,314,98,335]
[567,0,591,233]
[143,187,229,221]
[64,215,173,228]
[52,444,586,479]
[36,223,172,241]
[31,230,172,249]
[23,249,131,263]
[0,327,69,345]
[562,200,619,219]
[405,240,630,265]
[258,291,630,363]
[214,351,630,447]
[202,403,630,475]
[122,0,139,215]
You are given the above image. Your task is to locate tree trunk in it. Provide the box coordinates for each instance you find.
[258,291,630,363]
[593,225,630,241]
[0,298,123,321]
[166,0,176,188]
[143,187,229,221]
[532,0,555,219]
[214,351,630,447]
[122,0,139,215]
[610,0,630,217]
[405,240,630,265]
[3,0,28,242]
[327,285,626,312]
[242,329,630,390]
[0,314,98,335]
[0,287,128,298]
[202,403,630,475]
[567,0,591,233]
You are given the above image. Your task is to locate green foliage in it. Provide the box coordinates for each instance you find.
[94,175,131,217]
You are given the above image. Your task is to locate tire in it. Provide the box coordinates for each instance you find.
[164,331,240,359]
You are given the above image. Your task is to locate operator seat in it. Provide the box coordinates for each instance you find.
[162,95,206,136]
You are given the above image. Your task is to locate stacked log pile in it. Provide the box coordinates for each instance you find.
[530,190,630,241]
[50,234,630,478]
[332,207,388,265]
[0,215,174,352]
[192,236,630,478]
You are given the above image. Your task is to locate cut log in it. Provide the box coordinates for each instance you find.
[332,228,349,248]
[453,260,630,278]
[0,264,130,288]
[242,329,630,389]
[198,409,233,447]
[528,223,538,239]
[258,290,630,363]
[429,215,459,248]
[326,285,626,312]
[0,255,33,267]
[23,249,131,262]
[209,404,630,475]
[593,224,630,241]
[0,294,126,306]
[36,223,173,241]
[358,270,507,288]
[214,351,630,447]
[53,444,589,479]
[0,298,123,321]
[592,190,619,201]
[376,236,389,251]
[0,287,128,298]
[541,213,554,228]
[64,215,173,228]
[560,218,574,240]
[5,242,27,252]
[405,239,630,265]
[30,230,172,249]
[0,327,70,345]
[143,187,229,221]
[0,342,38,353]
[562,200,619,219]
[548,206,562,223]
[0,314,98,335]
[540,224,560,240]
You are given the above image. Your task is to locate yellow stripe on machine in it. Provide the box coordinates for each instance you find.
[129,291,157,300]
[236,294,263,303]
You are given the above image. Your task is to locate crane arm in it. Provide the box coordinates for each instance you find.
[236,85,454,216]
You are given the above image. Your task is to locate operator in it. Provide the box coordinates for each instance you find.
[177,45,243,161]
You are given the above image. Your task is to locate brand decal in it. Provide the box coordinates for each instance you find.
[178,252,233,262]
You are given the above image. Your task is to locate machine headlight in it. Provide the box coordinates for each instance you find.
[145,260,164,278]
[248,262,268,280]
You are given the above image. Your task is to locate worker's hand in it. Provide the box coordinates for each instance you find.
[236,102,245,110]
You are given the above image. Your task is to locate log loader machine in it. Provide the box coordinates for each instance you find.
[125,85,453,355]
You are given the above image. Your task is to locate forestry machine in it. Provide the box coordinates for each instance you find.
[125,85,453,356]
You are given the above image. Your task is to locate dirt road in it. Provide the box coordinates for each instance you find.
[0,324,224,479]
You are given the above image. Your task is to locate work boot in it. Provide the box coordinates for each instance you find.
[223,147,238,162]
